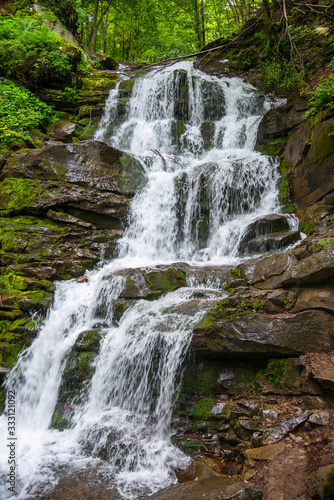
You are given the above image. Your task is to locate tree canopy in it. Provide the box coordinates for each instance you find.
[43,0,267,62]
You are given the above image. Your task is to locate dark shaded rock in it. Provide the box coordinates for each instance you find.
[241,214,291,242]
[192,310,334,359]
[201,80,226,121]
[148,475,262,499]
[240,230,300,255]
[256,98,308,147]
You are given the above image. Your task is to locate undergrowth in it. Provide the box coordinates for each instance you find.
[0,14,80,87]
[0,79,55,147]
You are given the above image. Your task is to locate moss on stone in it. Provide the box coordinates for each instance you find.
[299,217,315,235]
[0,178,41,212]
[141,268,186,292]
[194,313,216,329]
[0,270,27,291]
[230,268,241,279]
[74,330,102,353]
[189,398,214,420]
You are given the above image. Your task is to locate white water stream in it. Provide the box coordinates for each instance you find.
[0,62,295,498]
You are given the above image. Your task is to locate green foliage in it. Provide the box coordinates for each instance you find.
[299,217,315,236]
[0,79,55,147]
[0,14,80,86]
[261,59,305,93]
[252,299,263,311]
[305,71,334,118]
[189,398,214,420]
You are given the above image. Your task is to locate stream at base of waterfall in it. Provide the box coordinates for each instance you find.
[0,62,299,499]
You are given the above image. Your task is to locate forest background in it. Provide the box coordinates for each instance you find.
[0,0,333,152]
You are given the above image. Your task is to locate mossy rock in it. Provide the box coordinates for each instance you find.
[59,350,98,399]
[189,398,214,420]
[142,268,186,292]
[73,330,102,353]
[119,78,136,97]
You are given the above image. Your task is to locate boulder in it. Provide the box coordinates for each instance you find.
[240,231,300,255]
[46,120,78,143]
[1,139,146,197]
[114,266,187,299]
[192,310,334,358]
[241,214,291,242]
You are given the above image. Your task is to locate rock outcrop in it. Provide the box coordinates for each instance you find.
[0,139,146,368]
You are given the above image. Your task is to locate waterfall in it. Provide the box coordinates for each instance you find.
[0,61,294,499]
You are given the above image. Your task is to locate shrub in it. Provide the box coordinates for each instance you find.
[0,14,80,88]
[0,78,55,147]
[305,71,334,118]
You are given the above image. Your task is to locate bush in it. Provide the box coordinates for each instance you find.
[305,71,334,118]
[0,78,55,148]
[0,14,81,88]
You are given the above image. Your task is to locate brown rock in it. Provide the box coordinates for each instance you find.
[293,287,334,314]
[245,442,285,460]
[191,310,334,358]
[148,475,262,499]
[301,353,334,392]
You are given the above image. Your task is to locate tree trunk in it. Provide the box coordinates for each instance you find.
[104,12,108,53]
[262,0,272,32]
[88,0,113,48]
[200,0,205,47]
[100,0,104,52]
[193,0,201,49]
[91,0,99,52]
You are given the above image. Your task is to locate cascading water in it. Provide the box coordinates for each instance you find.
[0,61,297,499]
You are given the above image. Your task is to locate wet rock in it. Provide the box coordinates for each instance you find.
[148,475,262,499]
[261,411,312,445]
[293,287,334,314]
[239,252,295,287]
[141,267,186,291]
[240,230,300,255]
[279,250,334,287]
[241,214,291,242]
[2,139,146,196]
[245,442,285,461]
[118,78,136,97]
[201,80,226,121]
[115,266,187,299]
[46,120,77,143]
[192,310,334,358]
